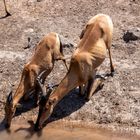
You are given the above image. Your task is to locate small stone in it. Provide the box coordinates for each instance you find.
[115,102,119,106]
[123,31,139,43]
[123,88,126,91]
[129,86,136,91]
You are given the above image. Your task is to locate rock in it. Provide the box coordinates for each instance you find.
[123,31,139,43]
[129,86,137,91]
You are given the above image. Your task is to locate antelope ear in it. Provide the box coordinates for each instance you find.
[7,91,13,104]
[80,24,90,39]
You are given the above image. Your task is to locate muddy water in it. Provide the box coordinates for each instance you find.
[0,120,139,140]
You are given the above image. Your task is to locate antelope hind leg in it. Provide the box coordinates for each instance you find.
[108,49,115,76]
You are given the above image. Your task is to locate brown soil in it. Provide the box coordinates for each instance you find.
[0,0,140,139]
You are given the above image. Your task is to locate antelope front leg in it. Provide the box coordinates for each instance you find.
[86,77,104,101]
[35,73,47,105]
[79,84,87,96]
[62,59,69,71]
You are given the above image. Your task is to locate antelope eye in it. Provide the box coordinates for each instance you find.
[49,101,52,105]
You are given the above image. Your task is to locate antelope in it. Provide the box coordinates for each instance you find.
[3,0,11,17]
[34,14,115,130]
[4,32,70,129]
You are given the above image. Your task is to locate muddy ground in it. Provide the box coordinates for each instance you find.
[0,0,140,139]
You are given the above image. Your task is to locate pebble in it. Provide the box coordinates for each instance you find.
[24,28,34,33]
[129,86,137,91]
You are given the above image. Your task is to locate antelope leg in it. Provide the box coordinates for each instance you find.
[62,59,69,71]
[3,0,11,16]
[86,77,104,101]
[108,49,115,76]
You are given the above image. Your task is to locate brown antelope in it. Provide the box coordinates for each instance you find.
[34,14,115,130]
[3,0,11,17]
[4,32,70,128]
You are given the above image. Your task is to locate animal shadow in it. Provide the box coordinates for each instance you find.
[15,96,38,117]
[0,118,11,134]
[49,89,86,122]
[15,120,42,139]
[13,73,112,138]
[14,89,86,139]
[43,72,113,126]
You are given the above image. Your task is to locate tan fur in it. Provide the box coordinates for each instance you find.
[35,14,115,129]
[5,32,67,128]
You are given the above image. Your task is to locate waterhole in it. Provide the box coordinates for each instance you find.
[0,120,139,140]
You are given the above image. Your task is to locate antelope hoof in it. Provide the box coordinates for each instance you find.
[111,71,115,77]
[85,96,90,102]
[6,12,11,17]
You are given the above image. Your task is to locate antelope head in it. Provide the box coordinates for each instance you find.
[4,90,15,128]
[34,94,56,131]
[4,65,37,128]
[34,71,55,131]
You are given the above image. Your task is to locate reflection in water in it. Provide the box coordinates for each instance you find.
[0,120,139,140]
